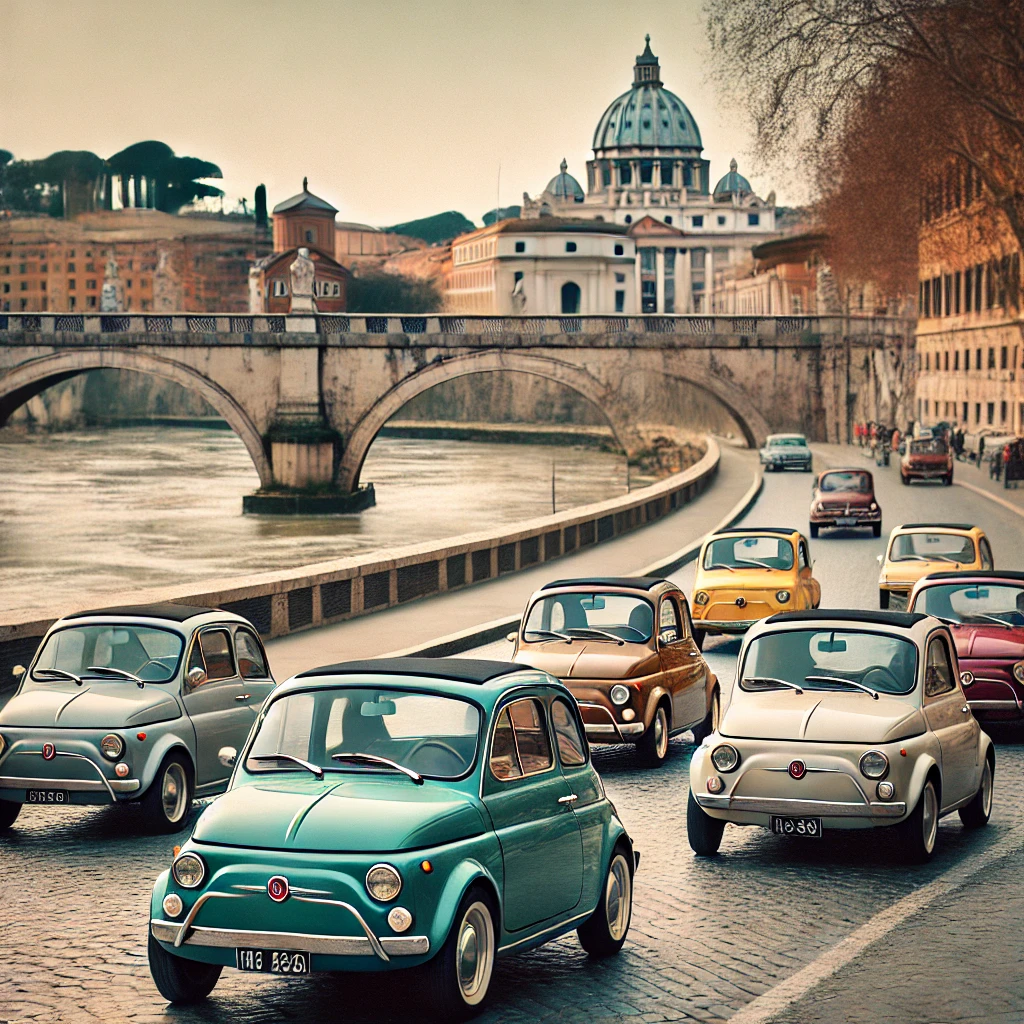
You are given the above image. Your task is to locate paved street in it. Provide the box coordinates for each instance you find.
[2,445,1024,1024]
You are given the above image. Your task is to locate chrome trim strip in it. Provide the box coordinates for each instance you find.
[151,920,428,957]
[13,750,118,801]
[695,794,906,817]
[292,896,390,961]
[576,703,644,741]
[230,884,332,896]
[969,699,1023,711]
[700,620,760,632]
[498,909,593,953]
[173,891,248,947]
[0,775,139,793]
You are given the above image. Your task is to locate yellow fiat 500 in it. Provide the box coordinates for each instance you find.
[691,528,821,647]
[878,523,993,610]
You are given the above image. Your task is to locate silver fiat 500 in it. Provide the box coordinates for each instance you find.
[0,603,275,833]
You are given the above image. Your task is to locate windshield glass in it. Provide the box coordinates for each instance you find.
[246,687,481,780]
[819,471,871,493]
[890,533,975,563]
[769,437,805,447]
[31,625,184,683]
[524,593,654,641]
[910,438,948,455]
[913,583,1024,626]
[703,536,795,571]
[741,629,918,695]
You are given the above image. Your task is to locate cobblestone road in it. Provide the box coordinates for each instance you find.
[2,445,1024,1024]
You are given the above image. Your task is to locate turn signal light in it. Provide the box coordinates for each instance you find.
[706,775,723,794]
[420,860,433,874]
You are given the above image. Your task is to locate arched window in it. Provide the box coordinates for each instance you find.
[561,281,581,314]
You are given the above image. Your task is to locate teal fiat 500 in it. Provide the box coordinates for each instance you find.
[148,658,637,1018]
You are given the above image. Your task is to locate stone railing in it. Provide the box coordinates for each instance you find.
[0,439,721,692]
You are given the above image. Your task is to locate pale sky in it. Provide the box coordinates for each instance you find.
[0,0,802,227]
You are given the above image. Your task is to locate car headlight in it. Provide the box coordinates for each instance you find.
[776,590,791,603]
[711,744,740,772]
[610,684,630,706]
[171,852,206,889]
[870,502,878,511]
[366,863,402,902]
[814,502,824,513]
[1014,662,1024,684]
[162,893,184,918]
[694,591,709,606]
[100,734,124,761]
[859,750,889,780]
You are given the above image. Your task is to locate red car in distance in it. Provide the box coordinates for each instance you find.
[909,570,1024,724]
[808,468,882,538]
[901,435,954,486]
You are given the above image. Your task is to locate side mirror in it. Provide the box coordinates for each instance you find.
[218,746,237,768]
[187,666,207,688]
[12,664,25,678]
[506,632,518,643]
[876,554,884,564]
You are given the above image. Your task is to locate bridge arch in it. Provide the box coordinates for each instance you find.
[0,349,273,488]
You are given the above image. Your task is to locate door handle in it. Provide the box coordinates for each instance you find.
[235,694,251,702]
[688,651,702,657]
[557,794,578,805]
[961,705,970,713]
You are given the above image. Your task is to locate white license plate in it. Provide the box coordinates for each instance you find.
[836,517,858,526]
[771,815,822,837]
[236,948,310,974]
[26,789,70,803]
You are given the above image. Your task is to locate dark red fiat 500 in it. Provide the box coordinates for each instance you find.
[809,468,882,538]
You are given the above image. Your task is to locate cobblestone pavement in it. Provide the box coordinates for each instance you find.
[3,446,1024,1024]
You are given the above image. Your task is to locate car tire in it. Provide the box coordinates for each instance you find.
[687,789,725,856]
[691,627,706,651]
[896,778,939,863]
[873,522,882,538]
[959,756,993,828]
[691,689,720,744]
[577,847,633,957]
[637,702,670,767]
[809,523,819,539]
[0,798,21,831]
[901,473,909,486]
[148,931,222,1004]
[944,473,953,486]
[421,885,496,1021]
[138,754,193,834]
[879,590,890,609]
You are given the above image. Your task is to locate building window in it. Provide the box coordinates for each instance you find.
[925,353,931,371]
[513,271,523,284]
[987,402,995,425]
[19,281,26,291]
[87,296,97,308]
[748,213,760,226]
[943,351,948,371]
[305,230,314,243]
[954,350,959,370]
[718,215,726,226]
[975,402,981,423]
[614,243,624,256]
[922,280,931,317]
[640,248,656,273]
[68,279,75,290]
[560,281,581,314]
[40,281,46,292]
[640,160,654,184]
[615,290,625,313]
[624,215,632,224]
[602,164,612,187]
[963,402,968,422]
[661,160,674,185]
[664,215,672,225]
[565,241,577,253]
[965,267,973,312]
[954,270,962,314]
[619,162,632,185]
[1001,401,1008,423]
[68,296,76,310]
[514,241,525,253]
[988,347,996,369]
[976,347,983,370]
[1001,345,1008,369]
[692,215,704,228]
[272,279,288,297]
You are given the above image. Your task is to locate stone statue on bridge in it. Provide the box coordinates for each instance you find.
[289,247,316,313]
[99,253,125,312]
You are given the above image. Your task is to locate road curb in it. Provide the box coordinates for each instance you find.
[954,479,1024,519]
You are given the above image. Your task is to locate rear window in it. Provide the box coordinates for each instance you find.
[703,536,795,571]
[910,438,948,455]
[819,471,871,493]
[890,533,975,563]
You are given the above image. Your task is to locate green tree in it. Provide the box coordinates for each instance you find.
[347,271,442,313]
[107,141,223,213]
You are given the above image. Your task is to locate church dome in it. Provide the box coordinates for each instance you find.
[713,158,752,199]
[592,37,703,154]
[545,159,584,202]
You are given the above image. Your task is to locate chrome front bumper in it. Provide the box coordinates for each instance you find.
[695,794,906,818]
[0,748,139,800]
[576,702,645,741]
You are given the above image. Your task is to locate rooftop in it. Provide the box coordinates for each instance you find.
[765,609,928,628]
[272,178,338,216]
[295,657,525,684]
[63,603,218,622]
[455,218,629,244]
[540,577,666,592]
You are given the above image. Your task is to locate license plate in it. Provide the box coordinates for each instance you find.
[836,517,858,526]
[771,815,822,837]
[26,789,70,804]
[235,948,310,974]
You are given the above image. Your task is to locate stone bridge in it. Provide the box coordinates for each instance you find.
[0,312,913,510]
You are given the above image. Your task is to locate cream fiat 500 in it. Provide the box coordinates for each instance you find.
[687,610,994,863]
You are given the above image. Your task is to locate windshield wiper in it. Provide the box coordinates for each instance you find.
[525,628,573,642]
[566,628,624,645]
[736,558,774,570]
[34,668,83,686]
[252,752,324,778]
[929,613,961,626]
[87,665,144,688]
[804,675,880,700]
[331,752,423,784]
[742,676,804,694]
[706,562,736,572]
[970,612,1015,628]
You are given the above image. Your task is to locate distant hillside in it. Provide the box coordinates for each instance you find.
[482,205,522,225]
[385,211,474,245]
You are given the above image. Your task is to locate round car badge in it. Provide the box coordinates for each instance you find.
[788,759,806,780]
[267,875,290,902]
[41,742,56,761]
[735,596,747,608]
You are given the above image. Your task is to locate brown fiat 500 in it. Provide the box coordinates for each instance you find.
[809,468,882,538]
[509,577,720,766]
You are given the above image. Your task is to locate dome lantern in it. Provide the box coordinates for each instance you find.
[633,34,661,87]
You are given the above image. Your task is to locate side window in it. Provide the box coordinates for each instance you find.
[187,637,206,679]
[199,629,235,682]
[658,598,681,644]
[490,699,554,781]
[798,541,810,570]
[551,699,587,767]
[980,538,993,569]
[679,599,694,639]
[925,637,955,697]
[489,707,522,781]
[234,628,269,680]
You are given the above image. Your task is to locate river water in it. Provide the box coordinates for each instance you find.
[0,427,627,614]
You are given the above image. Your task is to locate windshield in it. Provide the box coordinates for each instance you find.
[890,533,975,563]
[910,438,948,455]
[769,437,806,447]
[741,629,918,695]
[703,536,795,571]
[246,687,481,780]
[819,471,871,493]
[524,593,654,642]
[31,625,184,683]
[913,583,1024,626]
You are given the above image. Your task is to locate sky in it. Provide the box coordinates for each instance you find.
[0,0,802,228]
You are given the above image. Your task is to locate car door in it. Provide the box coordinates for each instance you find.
[922,633,979,807]
[657,596,706,729]
[798,538,820,608]
[232,625,276,714]
[482,695,584,933]
[181,626,254,789]
[550,695,605,869]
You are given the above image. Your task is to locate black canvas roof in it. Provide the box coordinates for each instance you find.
[540,577,665,591]
[766,609,927,628]
[920,570,1024,583]
[296,658,525,684]
[898,523,975,531]
[64,603,218,623]
[712,527,799,537]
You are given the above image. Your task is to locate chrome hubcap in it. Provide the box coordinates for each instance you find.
[654,708,668,758]
[605,854,632,941]
[981,762,993,817]
[922,783,938,853]
[161,764,188,823]
[456,902,493,1005]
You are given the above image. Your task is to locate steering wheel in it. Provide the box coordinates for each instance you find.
[405,739,465,773]
[862,667,901,692]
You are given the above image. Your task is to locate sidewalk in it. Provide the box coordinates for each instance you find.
[266,445,758,679]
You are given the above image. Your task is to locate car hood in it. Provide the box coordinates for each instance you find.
[193,777,489,852]
[0,682,181,728]
[513,641,659,680]
[721,690,925,743]
[952,625,1024,660]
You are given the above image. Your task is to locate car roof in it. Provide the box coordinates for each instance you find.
[710,527,801,538]
[917,570,1024,584]
[294,658,527,684]
[896,523,977,532]
[765,609,928,628]
[766,434,806,440]
[61,602,220,623]
[539,577,666,592]
[818,467,872,477]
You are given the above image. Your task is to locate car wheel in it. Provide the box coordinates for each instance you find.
[879,590,890,609]
[148,931,222,1004]
[944,473,953,486]
[637,703,670,767]
[896,778,939,863]
[691,689,720,744]
[422,886,495,1020]
[691,627,706,651]
[959,756,993,828]
[809,523,819,539]
[138,754,193,834]
[0,799,21,831]
[577,847,633,957]
[687,789,725,856]
[873,522,882,538]
[901,473,909,486]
